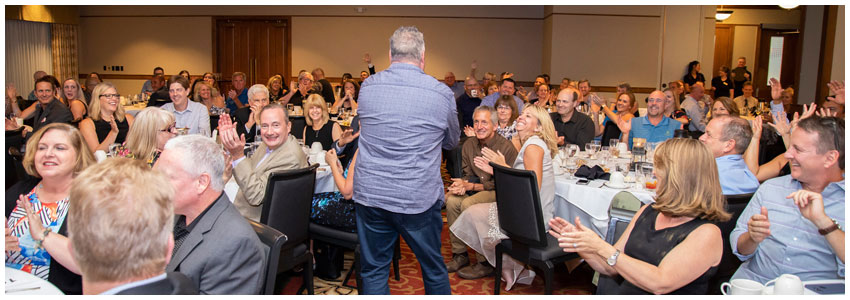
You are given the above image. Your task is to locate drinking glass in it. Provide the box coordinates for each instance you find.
[642,164,657,190]
[585,143,595,158]
[287,103,294,113]
[564,158,578,179]
[566,144,579,158]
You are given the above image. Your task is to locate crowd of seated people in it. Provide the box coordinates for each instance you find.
[4,53,845,295]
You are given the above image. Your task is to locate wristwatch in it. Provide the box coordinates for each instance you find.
[606,249,620,266]
[818,218,842,235]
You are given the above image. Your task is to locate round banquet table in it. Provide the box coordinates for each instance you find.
[5,267,64,295]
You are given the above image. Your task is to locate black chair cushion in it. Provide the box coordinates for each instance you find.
[309,223,358,247]
[498,234,565,262]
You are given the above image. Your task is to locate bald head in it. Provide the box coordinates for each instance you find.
[445,72,456,86]
[555,87,580,116]
[647,90,666,117]
[690,83,705,100]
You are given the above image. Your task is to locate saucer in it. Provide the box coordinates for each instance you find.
[761,285,816,295]
[603,182,629,189]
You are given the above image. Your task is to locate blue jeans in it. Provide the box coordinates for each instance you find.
[355,201,451,295]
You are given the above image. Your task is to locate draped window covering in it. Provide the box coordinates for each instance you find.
[51,23,78,86]
[5,20,52,95]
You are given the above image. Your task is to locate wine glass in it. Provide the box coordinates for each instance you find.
[566,144,579,159]
[585,143,595,158]
[564,158,578,179]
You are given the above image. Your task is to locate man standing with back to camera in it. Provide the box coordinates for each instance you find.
[354,26,459,294]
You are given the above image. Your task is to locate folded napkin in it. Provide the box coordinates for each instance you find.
[574,165,610,181]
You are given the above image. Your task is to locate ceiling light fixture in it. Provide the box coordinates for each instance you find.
[716,10,733,21]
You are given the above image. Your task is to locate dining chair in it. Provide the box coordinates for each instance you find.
[260,163,319,295]
[707,193,755,294]
[595,191,643,294]
[490,162,578,295]
[308,223,401,294]
[247,218,288,295]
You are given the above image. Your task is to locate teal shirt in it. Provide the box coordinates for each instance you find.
[627,115,681,148]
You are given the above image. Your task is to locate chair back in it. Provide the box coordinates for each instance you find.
[708,193,754,294]
[605,191,643,244]
[491,162,547,247]
[597,191,643,294]
[260,164,318,247]
[247,218,288,295]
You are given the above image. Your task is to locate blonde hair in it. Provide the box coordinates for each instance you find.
[89,82,127,122]
[303,93,329,126]
[193,81,219,102]
[267,75,283,92]
[651,138,731,222]
[68,158,174,283]
[23,123,95,178]
[522,105,559,159]
[124,107,175,163]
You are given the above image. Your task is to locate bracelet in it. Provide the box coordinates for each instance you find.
[34,227,52,249]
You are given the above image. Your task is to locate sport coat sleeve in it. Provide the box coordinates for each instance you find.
[233,140,306,206]
[195,232,264,295]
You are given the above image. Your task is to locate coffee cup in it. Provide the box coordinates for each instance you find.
[721,278,764,295]
[310,142,323,154]
[609,172,625,187]
[765,274,803,295]
[617,142,628,154]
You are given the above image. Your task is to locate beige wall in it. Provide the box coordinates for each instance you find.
[730,26,758,70]
[291,16,542,82]
[78,16,212,94]
[798,6,825,104]
[831,6,844,81]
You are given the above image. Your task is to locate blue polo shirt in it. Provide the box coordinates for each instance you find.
[628,115,681,148]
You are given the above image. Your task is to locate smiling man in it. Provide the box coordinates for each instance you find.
[550,87,595,148]
[730,116,845,284]
[444,105,518,276]
[619,90,682,148]
[698,115,759,195]
[233,84,270,144]
[219,103,308,221]
[30,75,74,133]
[161,76,210,136]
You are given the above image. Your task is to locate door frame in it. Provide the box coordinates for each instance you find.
[211,16,292,86]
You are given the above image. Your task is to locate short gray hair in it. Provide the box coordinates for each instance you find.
[715,115,752,154]
[473,105,499,128]
[163,135,225,191]
[390,26,425,63]
[247,84,269,101]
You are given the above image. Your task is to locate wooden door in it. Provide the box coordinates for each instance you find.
[755,28,799,100]
[214,17,289,94]
[713,25,735,75]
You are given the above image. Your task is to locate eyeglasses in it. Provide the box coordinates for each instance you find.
[160,124,176,133]
[100,94,120,99]
[496,105,511,110]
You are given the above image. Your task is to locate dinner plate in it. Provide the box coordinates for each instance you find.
[603,182,629,189]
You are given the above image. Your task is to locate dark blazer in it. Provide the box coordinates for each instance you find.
[165,192,266,295]
[147,87,171,107]
[31,98,73,133]
[114,272,199,295]
[233,107,258,144]
[5,178,83,295]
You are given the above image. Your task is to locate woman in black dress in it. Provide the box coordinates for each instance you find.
[550,138,729,294]
[711,66,734,98]
[591,91,636,146]
[683,60,706,93]
[79,82,134,152]
[302,94,341,150]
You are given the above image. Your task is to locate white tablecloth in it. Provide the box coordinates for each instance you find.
[123,105,143,117]
[223,165,336,201]
[5,267,64,295]
[553,176,655,240]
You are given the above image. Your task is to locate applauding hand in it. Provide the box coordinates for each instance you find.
[826,80,844,105]
[218,113,247,160]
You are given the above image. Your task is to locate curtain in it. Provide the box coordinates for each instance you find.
[5,20,52,97]
[51,23,78,87]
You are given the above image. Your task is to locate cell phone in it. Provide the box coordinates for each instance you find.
[804,283,844,294]
[576,178,590,185]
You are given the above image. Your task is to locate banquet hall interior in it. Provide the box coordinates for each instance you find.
[4,4,845,296]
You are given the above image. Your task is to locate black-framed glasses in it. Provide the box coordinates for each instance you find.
[99,94,120,99]
[160,124,176,133]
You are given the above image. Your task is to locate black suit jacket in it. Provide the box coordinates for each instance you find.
[233,107,258,144]
[115,272,199,295]
[147,87,171,107]
[31,98,73,133]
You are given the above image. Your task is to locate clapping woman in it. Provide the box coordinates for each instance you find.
[549,138,729,294]
[302,94,342,150]
[79,82,134,152]
[5,123,96,294]
[330,79,359,115]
